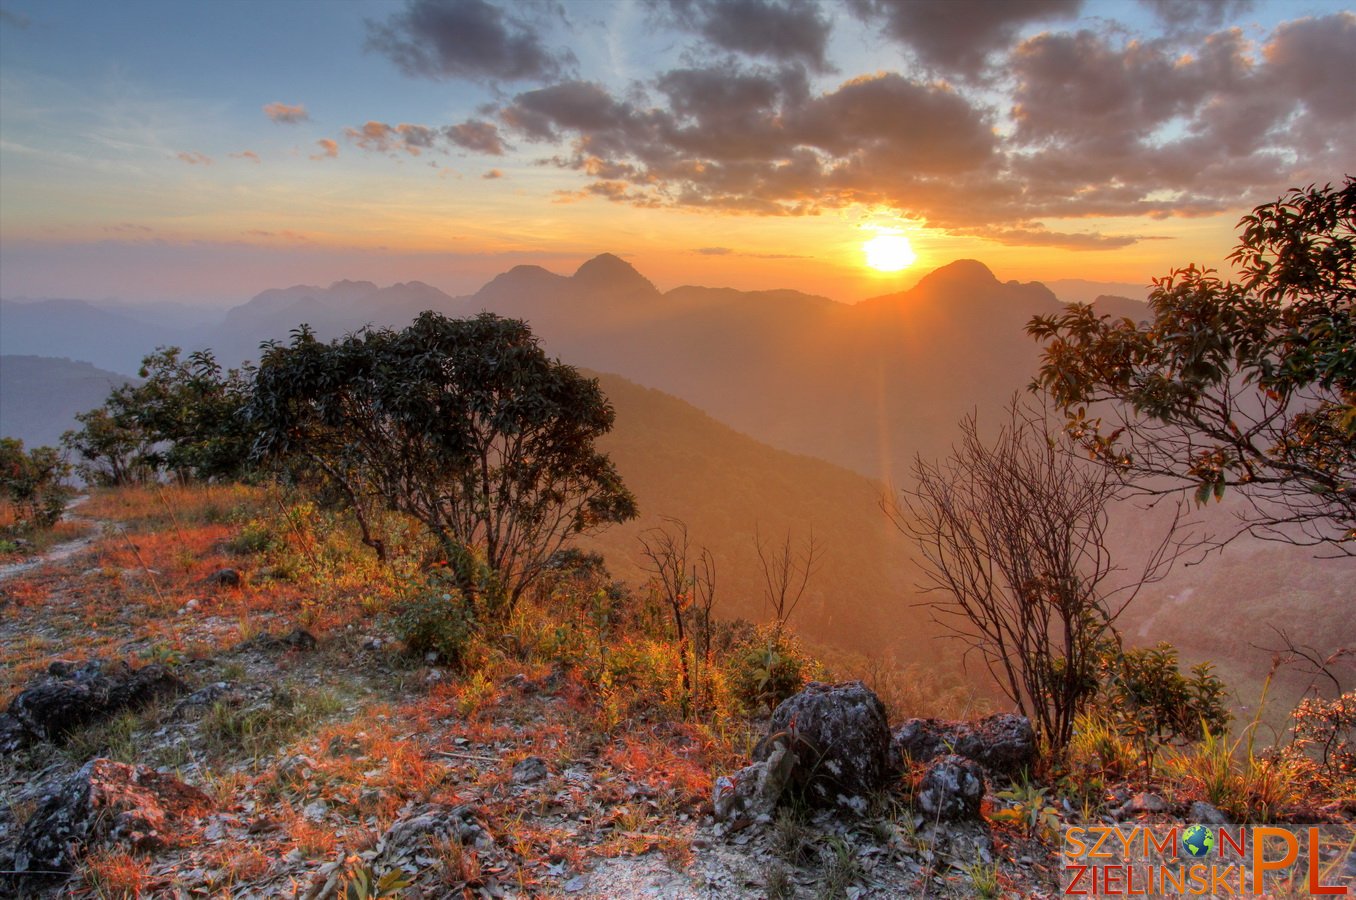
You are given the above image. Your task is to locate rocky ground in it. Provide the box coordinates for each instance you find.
[4,491,1348,898]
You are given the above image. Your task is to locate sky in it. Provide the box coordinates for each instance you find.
[0,0,1353,305]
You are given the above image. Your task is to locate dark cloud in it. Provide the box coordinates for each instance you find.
[656,0,834,72]
[445,119,508,155]
[848,0,1082,79]
[1140,0,1255,30]
[263,102,309,124]
[366,0,574,82]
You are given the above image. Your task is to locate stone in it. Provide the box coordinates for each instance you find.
[1113,792,1169,819]
[751,680,892,812]
[1188,801,1231,826]
[14,758,212,876]
[2,660,186,750]
[209,568,241,587]
[512,756,550,784]
[917,754,986,821]
[374,803,488,870]
[713,741,799,829]
[892,713,1036,777]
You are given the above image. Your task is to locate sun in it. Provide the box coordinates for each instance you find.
[862,233,916,272]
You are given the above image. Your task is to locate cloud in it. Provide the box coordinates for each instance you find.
[230,150,261,163]
[366,0,574,82]
[310,139,339,160]
[848,0,1082,79]
[961,225,1147,250]
[482,168,504,179]
[1140,0,1255,30]
[345,121,441,155]
[176,151,212,166]
[263,101,309,124]
[656,0,834,72]
[693,246,733,255]
[445,119,508,154]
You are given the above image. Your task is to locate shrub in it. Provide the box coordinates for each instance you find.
[727,627,821,714]
[1287,690,1356,784]
[0,438,74,531]
[1096,641,1230,771]
[389,577,474,667]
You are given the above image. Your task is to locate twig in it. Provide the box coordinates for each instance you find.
[430,750,499,763]
[117,527,169,608]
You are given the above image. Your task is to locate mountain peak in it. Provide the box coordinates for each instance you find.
[571,253,658,296]
[914,259,999,291]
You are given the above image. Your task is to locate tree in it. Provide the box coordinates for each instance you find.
[0,438,74,530]
[1029,178,1355,554]
[885,399,1178,751]
[61,407,151,487]
[63,347,256,483]
[248,311,638,619]
[639,518,717,717]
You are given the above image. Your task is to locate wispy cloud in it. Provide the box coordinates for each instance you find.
[310,139,339,160]
[230,150,261,163]
[176,150,212,165]
[263,101,309,124]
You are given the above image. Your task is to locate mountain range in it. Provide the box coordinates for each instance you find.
[1,255,1348,718]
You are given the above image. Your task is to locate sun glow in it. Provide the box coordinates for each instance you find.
[862,232,917,272]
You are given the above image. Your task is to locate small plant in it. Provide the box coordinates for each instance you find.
[965,860,1002,899]
[770,806,814,866]
[343,862,413,900]
[1288,690,1356,782]
[82,847,150,899]
[228,520,277,555]
[990,777,1061,840]
[765,863,794,900]
[817,835,864,899]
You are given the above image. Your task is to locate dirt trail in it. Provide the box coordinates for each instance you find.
[0,497,106,583]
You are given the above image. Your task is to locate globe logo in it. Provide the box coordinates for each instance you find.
[1182,824,1215,858]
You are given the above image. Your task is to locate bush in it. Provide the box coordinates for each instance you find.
[0,438,73,531]
[727,627,821,714]
[389,577,474,667]
[1287,690,1356,784]
[1096,641,1230,770]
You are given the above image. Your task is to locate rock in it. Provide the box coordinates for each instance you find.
[713,740,799,829]
[236,628,317,653]
[2,660,186,750]
[1188,801,1231,826]
[14,758,212,876]
[892,713,1036,777]
[302,799,328,822]
[374,803,488,870]
[512,756,549,785]
[209,568,241,587]
[751,681,892,812]
[1113,792,1169,819]
[917,754,986,821]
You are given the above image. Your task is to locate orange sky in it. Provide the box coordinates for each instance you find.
[1,1,1351,304]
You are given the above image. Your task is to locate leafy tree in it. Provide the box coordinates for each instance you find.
[63,347,255,483]
[61,407,151,487]
[248,311,638,619]
[1029,178,1355,553]
[885,398,1179,751]
[0,438,74,530]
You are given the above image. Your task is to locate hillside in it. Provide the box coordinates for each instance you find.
[585,373,929,660]
[0,356,133,449]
